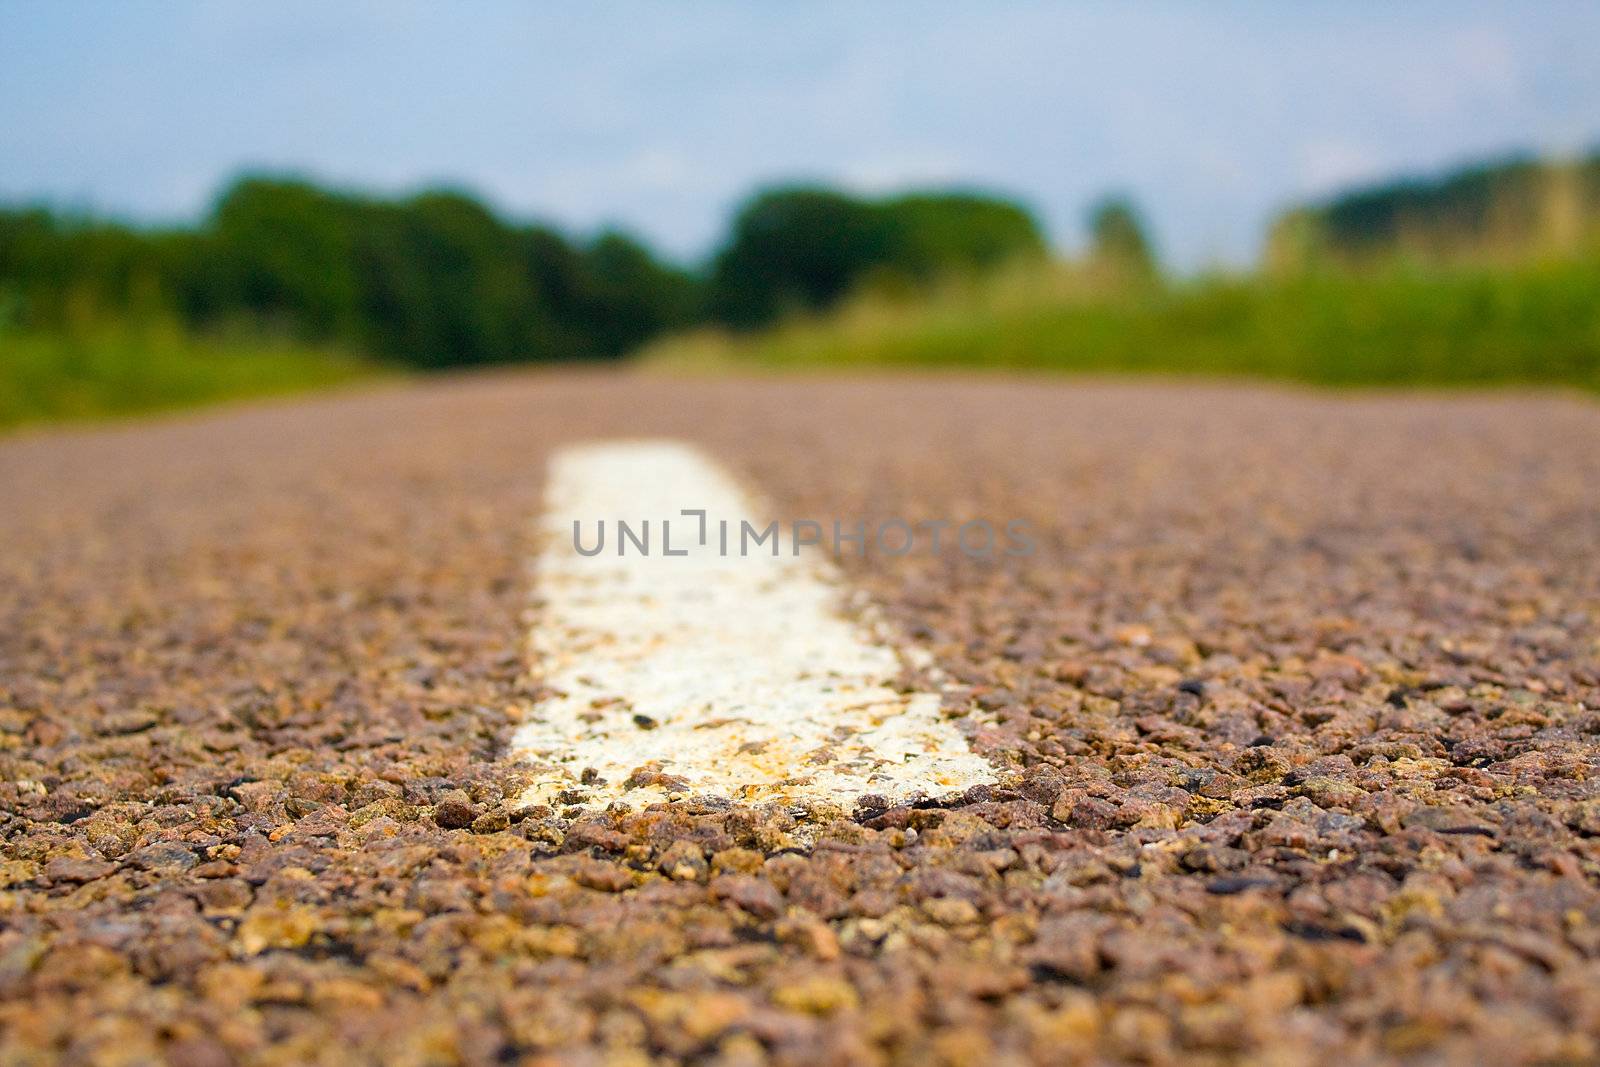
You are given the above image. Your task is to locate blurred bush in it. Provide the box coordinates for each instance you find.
[6,151,1599,420]
[0,313,375,429]
[643,256,1600,390]
[707,186,1045,328]
[1086,196,1157,283]
[1268,152,1600,271]
[0,175,697,369]
[1,175,1042,367]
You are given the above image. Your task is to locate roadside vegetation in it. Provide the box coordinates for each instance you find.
[3,151,1598,430]
[0,178,699,370]
[0,178,1042,428]
[0,314,376,430]
[647,154,1600,392]
[642,256,1600,390]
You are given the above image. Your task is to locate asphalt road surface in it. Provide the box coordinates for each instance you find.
[2,372,1599,1066]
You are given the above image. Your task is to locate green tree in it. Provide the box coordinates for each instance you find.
[576,231,698,357]
[1087,196,1156,279]
[880,192,1044,278]
[707,184,1046,328]
[198,177,362,339]
[709,187,893,328]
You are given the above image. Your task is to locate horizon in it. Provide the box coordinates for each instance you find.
[1,145,1595,274]
[3,3,1599,269]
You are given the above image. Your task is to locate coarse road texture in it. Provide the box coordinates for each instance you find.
[1,372,1599,1067]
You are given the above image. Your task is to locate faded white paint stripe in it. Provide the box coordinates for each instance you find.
[512,440,995,811]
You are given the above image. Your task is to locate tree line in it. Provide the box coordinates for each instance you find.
[1268,151,1600,270]
[0,177,1049,367]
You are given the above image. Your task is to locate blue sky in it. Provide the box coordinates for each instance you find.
[2,3,1597,268]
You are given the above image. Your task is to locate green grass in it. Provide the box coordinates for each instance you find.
[641,260,1600,390]
[0,321,383,431]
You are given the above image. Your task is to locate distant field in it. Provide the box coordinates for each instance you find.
[641,260,1600,391]
[0,323,380,431]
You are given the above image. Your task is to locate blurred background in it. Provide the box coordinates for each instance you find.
[2,2,1599,429]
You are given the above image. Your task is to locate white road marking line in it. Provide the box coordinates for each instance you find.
[512,440,995,811]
